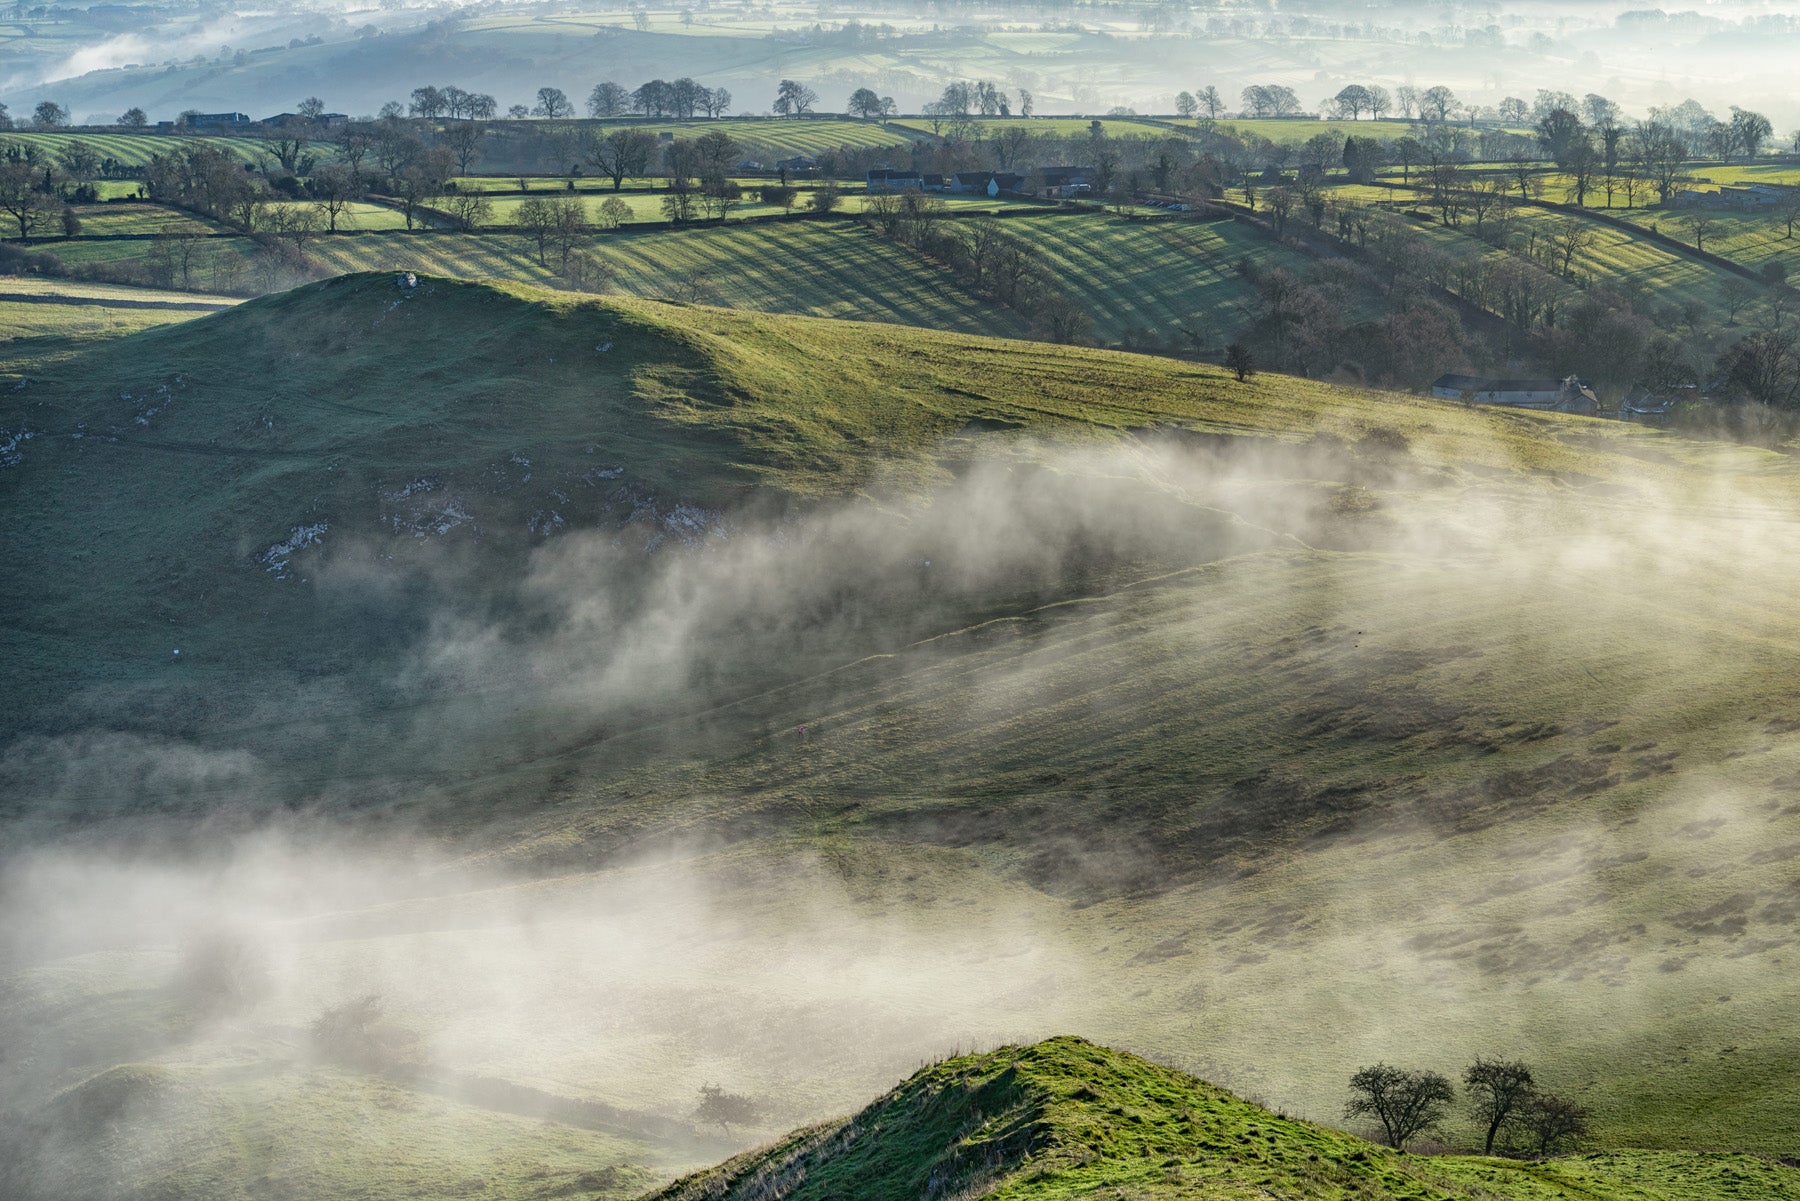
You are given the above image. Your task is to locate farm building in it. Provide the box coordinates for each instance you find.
[262,111,349,128]
[867,167,923,192]
[1039,166,1093,197]
[1674,184,1790,211]
[950,172,1024,196]
[180,112,251,127]
[1430,374,1599,414]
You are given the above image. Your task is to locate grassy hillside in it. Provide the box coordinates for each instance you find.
[43,208,1329,349]
[0,132,331,167]
[7,275,1800,1201]
[652,1037,1799,1201]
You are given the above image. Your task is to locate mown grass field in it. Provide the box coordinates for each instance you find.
[292,209,1323,347]
[300,222,1029,337]
[64,203,222,237]
[576,116,914,155]
[1603,206,1800,275]
[0,287,230,346]
[267,198,416,231]
[888,116,1176,140]
[0,131,331,167]
[1326,181,1769,322]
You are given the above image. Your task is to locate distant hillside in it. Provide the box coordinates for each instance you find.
[649,1036,1799,1201]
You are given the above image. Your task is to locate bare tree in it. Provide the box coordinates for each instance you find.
[1345,1064,1455,1151]
[442,121,488,174]
[1520,1092,1590,1156]
[772,80,818,117]
[588,129,657,191]
[1225,342,1255,381]
[1547,215,1597,278]
[1777,188,1800,239]
[694,1084,758,1137]
[516,194,587,266]
[597,196,632,229]
[588,81,630,118]
[1463,1058,1535,1155]
[533,87,573,119]
[309,162,362,232]
[0,158,59,241]
[440,189,492,231]
[1681,208,1716,253]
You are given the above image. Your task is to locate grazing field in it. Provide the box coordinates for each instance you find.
[296,210,1327,347]
[62,204,222,237]
[0,289,229,344]
[888,116,1175,140]
[1603,206,1800,275]
[267,199,417,231]
[302,222,1031,338]
[1326,182,1768,323]
[578,117,915,155]
[0,132,330,168]
[989,211,1330,346]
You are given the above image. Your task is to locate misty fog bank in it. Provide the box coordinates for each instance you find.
[7,424,1800,1193]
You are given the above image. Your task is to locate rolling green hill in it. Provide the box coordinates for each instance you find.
[652,1037,1799,1201]
[7,275,1800,1201]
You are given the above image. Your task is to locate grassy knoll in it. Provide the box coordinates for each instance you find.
[8,276,1800,1201]
[651,1037,1798,1201]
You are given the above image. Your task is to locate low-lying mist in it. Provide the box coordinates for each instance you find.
[7,426,1800,1191]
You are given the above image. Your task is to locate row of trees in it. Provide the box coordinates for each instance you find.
[0,100,72,130]
[1166,82,1787,160]
[586,77,733,119]
[1346,1059,1589,1156]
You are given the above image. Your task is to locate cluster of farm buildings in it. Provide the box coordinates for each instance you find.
[1429,375,1680,423]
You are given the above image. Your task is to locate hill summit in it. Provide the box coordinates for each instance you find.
[647,1036,1797,1201]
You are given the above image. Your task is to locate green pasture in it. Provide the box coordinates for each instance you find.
[46,229,266,292]
[1693,162,1800,187]
[0,131,330,168]
[62,203,220,237]
[267,199,416,231]
[577,117,914,155]
[889,116,1175,140]
[1604,206,1800,275]
[301,223,1029,338]
[0,294,218,344]
[1323,181,1776,322]
[992,211,1327,345]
